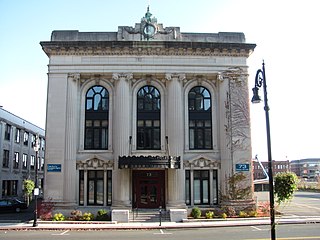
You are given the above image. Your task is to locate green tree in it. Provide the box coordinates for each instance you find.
[23,179,35,206]
[274,172,298,205]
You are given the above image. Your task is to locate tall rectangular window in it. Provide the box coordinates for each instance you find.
[15,128,21,143]
[185,170,191,205]
[22,154,28,169]
[79,170,112,206]
[4,124,11,141]
[137,85,161,150]
[188,87,212,149]
[2,180,18,197]
[13,152,19,169]
[23,132,29,146]
[79,170,84,205]
[30,155,35,170]
[85,86,109,150]
[2,150,9,168]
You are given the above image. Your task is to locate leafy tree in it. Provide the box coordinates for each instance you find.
[274,172,298,205]
[23,179,35,206]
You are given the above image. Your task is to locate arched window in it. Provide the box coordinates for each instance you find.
[137,85,161,150]
[85,85,109,150]
[188,86,212,149]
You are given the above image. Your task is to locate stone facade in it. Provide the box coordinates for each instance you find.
[41,8,256,211]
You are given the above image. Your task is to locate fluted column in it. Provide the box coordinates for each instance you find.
[112,73,132,208]
[166,73,186,208]
[63,73,79,206]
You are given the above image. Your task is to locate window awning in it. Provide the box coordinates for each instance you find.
[118,156,180,169]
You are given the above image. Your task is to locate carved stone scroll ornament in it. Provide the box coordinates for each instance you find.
[165,73,186,82]
[112,73,133,82]
[68,73,80,82]
[184,158,220,169]
[76,158,113,170]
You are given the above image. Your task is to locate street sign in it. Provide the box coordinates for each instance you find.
[235,163,250,171]
[47,164,62,172]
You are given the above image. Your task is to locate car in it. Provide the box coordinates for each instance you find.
[0,199,28,213]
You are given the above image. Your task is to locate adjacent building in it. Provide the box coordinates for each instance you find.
[0,107,45,199]
[41,8,256,211]
[253,159,290,191]
[291,158,320,181]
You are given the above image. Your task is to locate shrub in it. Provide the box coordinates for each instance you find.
[222,206,236,217]
[95,209,109,221]
[248,210,258,217]
[81,212,94,221]
[205,211,214,219]
[191,207,201,219]
[274,172,298,205]
[53,213,65,221]
[70,210,82,221]
[238,211,248,218]
[221,213,227,219]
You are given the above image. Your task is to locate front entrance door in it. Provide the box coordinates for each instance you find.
[133,170,165,209]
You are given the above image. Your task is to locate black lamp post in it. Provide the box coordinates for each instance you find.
[33,134,40,227]
[251,61,276,240]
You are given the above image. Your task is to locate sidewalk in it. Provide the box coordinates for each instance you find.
[1,216,320,231]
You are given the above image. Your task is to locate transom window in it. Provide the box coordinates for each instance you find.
[137,85,161,150]
[188,86,212,149]
[85,85,109,150]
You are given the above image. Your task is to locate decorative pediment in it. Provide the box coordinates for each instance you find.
[184,156,220,169]
[76,155,113,170]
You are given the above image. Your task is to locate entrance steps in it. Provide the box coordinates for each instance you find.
[130,209,170,222]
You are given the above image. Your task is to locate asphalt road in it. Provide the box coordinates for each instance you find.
[254,191,320,217]
[0,224,319,240]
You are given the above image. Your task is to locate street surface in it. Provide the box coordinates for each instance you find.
[0,224,319,240]
[254,191,320,217]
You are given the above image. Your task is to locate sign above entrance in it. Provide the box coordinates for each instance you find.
[235,163,250,171]
[119,156,180,169]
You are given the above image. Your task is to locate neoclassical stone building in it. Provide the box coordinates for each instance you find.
[41,8,256,212]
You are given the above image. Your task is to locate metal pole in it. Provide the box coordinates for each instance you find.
[252,62,275,240]
[261,63,276,240]
[33,134,39,227]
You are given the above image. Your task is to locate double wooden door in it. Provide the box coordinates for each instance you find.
[133,170,165,208]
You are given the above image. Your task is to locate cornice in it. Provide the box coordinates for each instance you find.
[40,41,256,57]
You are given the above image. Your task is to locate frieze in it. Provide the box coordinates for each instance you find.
[41,42,255,58]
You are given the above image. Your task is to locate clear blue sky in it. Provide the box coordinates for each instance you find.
[1,0,319,161]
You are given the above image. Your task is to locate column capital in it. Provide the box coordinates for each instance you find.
[165,73,186,81]
[68,73,80,81]
[112,73,133,81]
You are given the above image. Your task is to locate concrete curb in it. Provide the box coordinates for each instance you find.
[1,216,320,231]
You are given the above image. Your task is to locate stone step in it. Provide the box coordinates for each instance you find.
[130,209,170,222]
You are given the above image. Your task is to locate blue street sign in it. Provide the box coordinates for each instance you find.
[47,164,62,172]
[235,163,250,171]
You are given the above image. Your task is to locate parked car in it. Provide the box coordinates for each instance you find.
[0,199,28,213]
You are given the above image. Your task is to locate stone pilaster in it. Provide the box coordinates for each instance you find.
[219,68,254,201]
[165,73,186,208]
[63,73,79,206]
[112,73,132,208]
